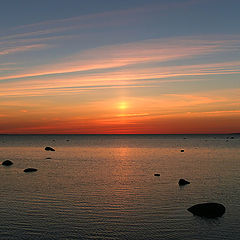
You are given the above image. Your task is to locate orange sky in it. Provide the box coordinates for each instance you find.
[1,88,240,134]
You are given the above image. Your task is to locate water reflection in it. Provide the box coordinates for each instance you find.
[0,135,240,239]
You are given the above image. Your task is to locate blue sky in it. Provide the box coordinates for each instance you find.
[1,0,240,34]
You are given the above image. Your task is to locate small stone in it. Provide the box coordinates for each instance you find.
[24,168,38,173]
[181,149,184,152]
[187,203,225,218]
[154,173,160,176]
[2,160,13,166]
[45,146,55,151]
[179,178,190,186]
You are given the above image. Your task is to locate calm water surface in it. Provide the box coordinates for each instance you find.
[0,134,240,239]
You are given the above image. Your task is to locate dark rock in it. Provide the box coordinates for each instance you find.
[45,146,55,151]
[187,203,225,218]
[66,139,70,142]
[179,178,190,186]
[24,168,38,173]
[2,160,13,166]
[45,157,52,159]
[181,149,184,152]
[154,173,160,176]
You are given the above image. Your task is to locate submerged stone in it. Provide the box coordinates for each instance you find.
[187,203,225,218]
[24,168,38,173]
[179,178,190,186]
[45,146,55,151]
[2,160,13,166]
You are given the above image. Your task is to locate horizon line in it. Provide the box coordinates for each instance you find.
[0,133,239,135]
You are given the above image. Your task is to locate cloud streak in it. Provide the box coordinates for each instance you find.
[0,44,48,56]
[0,59,240,97]
[1,36,239,83]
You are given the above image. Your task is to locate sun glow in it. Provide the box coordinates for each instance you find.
[118,101,128,110]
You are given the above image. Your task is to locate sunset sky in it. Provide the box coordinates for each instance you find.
[0,0,240,134]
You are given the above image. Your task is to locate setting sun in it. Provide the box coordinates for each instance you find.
[118,101,128,110]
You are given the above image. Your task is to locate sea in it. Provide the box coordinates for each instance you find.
[0,134,239,240]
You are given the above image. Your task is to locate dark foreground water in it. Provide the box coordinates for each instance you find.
[0,134,240,240]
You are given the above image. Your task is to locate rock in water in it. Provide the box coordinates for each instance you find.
[179,178,190,186]
[24,168,38,173]
[154,173,160,176]
[45,146,55,151]
[187,203,225,218]
[2,160,13,166]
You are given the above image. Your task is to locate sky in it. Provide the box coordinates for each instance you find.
[0,0,240,134]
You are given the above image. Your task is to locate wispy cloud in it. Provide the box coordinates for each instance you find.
[116,113,150,117]
[0,34,75,46]
[0,59,240,97]
[0,0,211,57]
[1,36,239,83]
[0,44,48,56]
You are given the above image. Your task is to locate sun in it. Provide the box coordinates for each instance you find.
[118,101,128,110]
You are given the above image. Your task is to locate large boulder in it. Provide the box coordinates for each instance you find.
[24,168,38,173]
[45,146,55,151]
[187,203,225,218]
[2,160,13,166]
[179,178,190,186]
